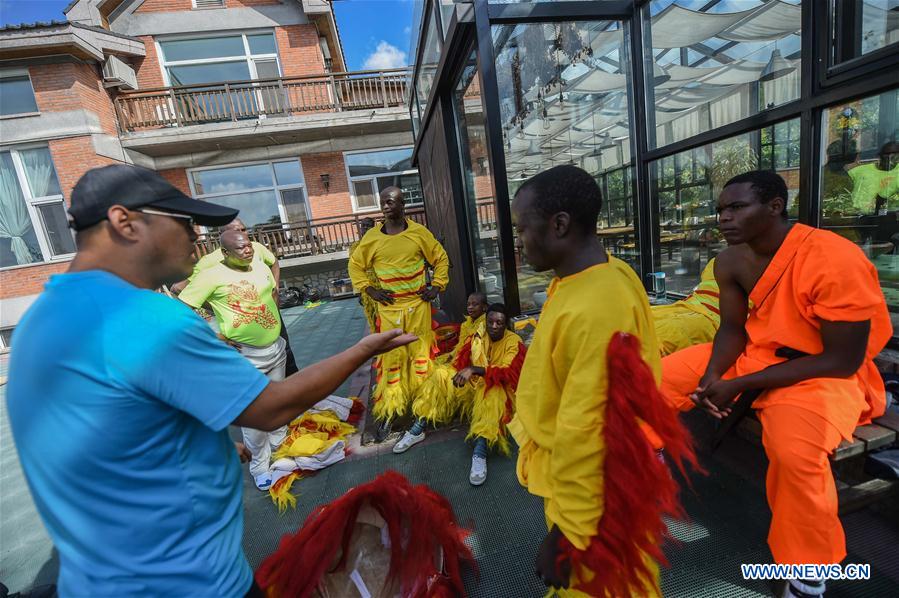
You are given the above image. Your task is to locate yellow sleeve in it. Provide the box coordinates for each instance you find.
[547,324,608,550]
[179,269,215,309]
[348,236,375,293]
[417,227,450,291]
[253,241,276,267]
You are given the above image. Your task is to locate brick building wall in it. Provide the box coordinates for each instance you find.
[29,62,119,135]
[135,0,281,13]
[301,152,354,219]
[159,167,191,195]
[133,35,164,89]
[0,136,120,299]
[276,25,325,77]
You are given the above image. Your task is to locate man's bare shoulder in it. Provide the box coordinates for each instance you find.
[711,245,751,278]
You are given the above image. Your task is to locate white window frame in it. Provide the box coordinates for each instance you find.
[156,30,282,88]
[0,327,13,350]
[0,68,39,119]
[192,0,226,9]
[344,145,423,214]
[187,158,311,229]
[0,143,75,270]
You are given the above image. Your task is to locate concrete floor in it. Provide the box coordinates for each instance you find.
[3,300,899,596]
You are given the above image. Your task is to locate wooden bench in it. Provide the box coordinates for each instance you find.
[736,409,899,514]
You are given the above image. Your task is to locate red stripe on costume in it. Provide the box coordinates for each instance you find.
[391,290,423,299]
[484,342,527,392]
[693,289,719,298]
[379,267,425,283]
[452,338,474,370]
[556,332,701,597]
[700,302,720,315]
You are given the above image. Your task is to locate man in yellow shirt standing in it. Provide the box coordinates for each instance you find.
[508,165,696,596]
[348,187,450,441]
[180,230,287,491]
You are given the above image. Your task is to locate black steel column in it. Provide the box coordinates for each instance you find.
[798,0,820,227]
[473,0,521,313]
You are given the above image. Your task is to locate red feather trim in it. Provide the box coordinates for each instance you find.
[347,397,366,426]
[484,342,527,392]
[452,337,474,371]
[255,470,475,598]
[557,332,701,597]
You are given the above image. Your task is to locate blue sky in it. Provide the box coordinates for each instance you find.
[0,0,416,70]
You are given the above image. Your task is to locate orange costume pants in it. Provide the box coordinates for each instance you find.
[661,344,846,565]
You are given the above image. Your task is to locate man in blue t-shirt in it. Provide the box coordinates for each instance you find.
[5,165,414,598]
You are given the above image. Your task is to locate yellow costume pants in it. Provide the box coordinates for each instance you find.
[652,304,718,357]
[373,300,435,422]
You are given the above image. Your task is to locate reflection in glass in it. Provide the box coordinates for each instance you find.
[168,61,252,86]
[280,188,309,225]
[352,179,377,210]
[820,89,899,328]
[208,190,281,230]
[376,173,424,204]
[37,203,76,257]
[346,148,414,176]
[273,161,303,186]
[247,33,277,55]
[492,19,637,311]
[453,46,504,305]
[415,2,441,111]
[832,0,899,63]
[0,76,38,116]
[645,0,801,149]
[651,118,801,296]
[159,36,246,62]
[192,163,273,195]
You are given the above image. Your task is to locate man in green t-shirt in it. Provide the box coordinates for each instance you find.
[172,217,299,375]
[180,230,287,490]
[848,141,899,214]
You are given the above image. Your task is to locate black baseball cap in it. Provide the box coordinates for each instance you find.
[68,164,239,231]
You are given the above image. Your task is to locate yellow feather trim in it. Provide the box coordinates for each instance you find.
[269,471,302,513]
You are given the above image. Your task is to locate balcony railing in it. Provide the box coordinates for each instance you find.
[194,207,427,261]
[116,68,410,132]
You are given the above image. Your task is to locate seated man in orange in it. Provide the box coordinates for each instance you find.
[661,171,891,598]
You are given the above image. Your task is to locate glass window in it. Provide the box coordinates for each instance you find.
[247,33,277,55]
[831,0,899,64]
[160,36,245,62]
[820,88,899,328]
[345,147,423,211]
[493,19,637,311]
[644,0,801,149]
[415,2,441,110]
[352,180,377,210]
[0,327,13,349]
[0,147,73,269]
[192,163,273,195]
[0,74,39,116]
[160,31,280,87]
[453,46,504,304]
[650,118,801,296]
[189,159,308,229]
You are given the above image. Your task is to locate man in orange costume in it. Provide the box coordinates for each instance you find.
[661,171,891,598]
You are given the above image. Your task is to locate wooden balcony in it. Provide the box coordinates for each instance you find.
[116,68,411,132]
[194,207,427,262]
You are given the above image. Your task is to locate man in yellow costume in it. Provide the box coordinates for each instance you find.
[652,258,720,356]
[394,301,525,486]
[508,165,697,597]
[348,186,450,441]
[348,217,379,332]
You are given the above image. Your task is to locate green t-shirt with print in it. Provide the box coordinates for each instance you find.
[180,261,281,347]
[848,162,899,213]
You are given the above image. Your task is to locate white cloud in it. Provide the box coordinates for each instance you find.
[403,26,412,36]
[363,41,407,70]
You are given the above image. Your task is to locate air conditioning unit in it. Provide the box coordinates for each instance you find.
[102,55,137,90]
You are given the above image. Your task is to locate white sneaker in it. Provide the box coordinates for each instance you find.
[392,430,425,454]
[469,455,487,486]
[254,473,273,491]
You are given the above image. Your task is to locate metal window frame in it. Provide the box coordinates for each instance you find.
[156,30,282,88]
[409,0,899,314]
[186,157,310,227]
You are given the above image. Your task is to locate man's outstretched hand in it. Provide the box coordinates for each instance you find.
[366,287,395,305]
[536,525,570,589]
[418,286,439,302]
[357,329,417,357]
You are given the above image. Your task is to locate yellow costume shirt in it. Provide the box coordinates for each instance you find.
[510,257,660,550]
[348,219,449,304]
